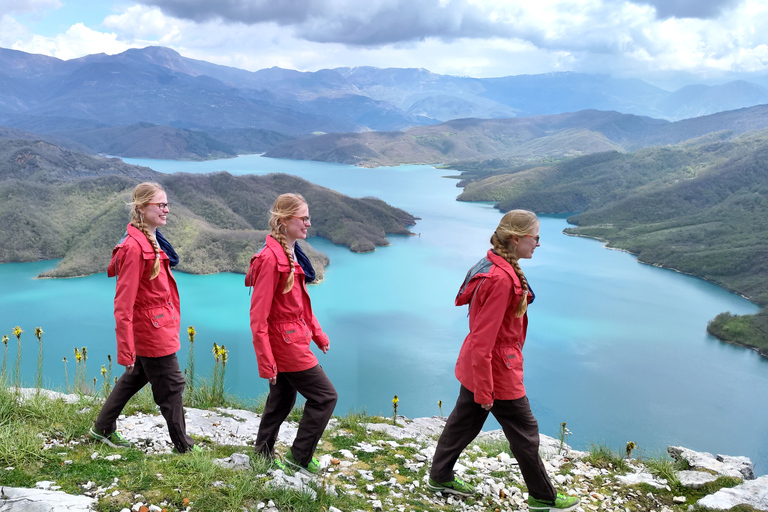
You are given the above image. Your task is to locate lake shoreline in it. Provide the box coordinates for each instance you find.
[562,230,767,359]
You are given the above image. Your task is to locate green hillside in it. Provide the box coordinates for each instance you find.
[451,129,768,355]
[56,123,238,160]
[0,139,416,278]
[264,105,768,168]
[264,116,633,167]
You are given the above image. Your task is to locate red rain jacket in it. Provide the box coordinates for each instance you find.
[245,235,329,378]
[107,224,181,366]
[454,249,531,404]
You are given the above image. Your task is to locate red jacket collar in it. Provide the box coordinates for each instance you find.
[265,235,304,275]
[486,249,517,281]
[126,223,168,259]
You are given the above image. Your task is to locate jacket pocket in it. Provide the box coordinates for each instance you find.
[144,305,178,329]
[278,320,311,344]
[499,347,523,370]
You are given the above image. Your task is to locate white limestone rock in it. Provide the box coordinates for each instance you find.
[697,475,768,511]
[212,452,252,471]
[678,470,718,489]
[616,472,667,489]
[0,487,97,511]
[668,446,754,480]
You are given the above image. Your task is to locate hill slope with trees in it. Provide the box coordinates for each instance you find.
[264,106,768,168]
[450,130,768,356]
[0,139,416,279]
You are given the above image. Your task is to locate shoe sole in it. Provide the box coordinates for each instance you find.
[89,429,130,449]
[426,483,474,497]
[529,503,579,512]
[284,452,320,476]
[284,460,318,476]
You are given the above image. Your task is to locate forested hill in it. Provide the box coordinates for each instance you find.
[453,128,768,303]
[263,105,768,167]
[0,139,416,278]
[451,129,768,356]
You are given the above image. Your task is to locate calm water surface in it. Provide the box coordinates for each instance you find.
[2,154,766,473]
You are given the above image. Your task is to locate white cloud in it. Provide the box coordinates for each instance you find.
[5,0,768,88]
[13,23,138,60]
[0,15,31,47]
[103,4,182,45]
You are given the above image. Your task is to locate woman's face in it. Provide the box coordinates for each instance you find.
[140,190,169,231]
[513,223,540,259]
[284,203,310,243]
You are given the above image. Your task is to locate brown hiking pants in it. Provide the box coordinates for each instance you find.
[254,364,337,466]
[94,353,194,453]
[430,385,556,501]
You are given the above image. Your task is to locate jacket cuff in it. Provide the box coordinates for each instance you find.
[259,363,278,378]
[313,331,330,348]
[475,391,494,405]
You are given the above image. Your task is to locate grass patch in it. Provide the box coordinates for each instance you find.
[583,443,629,473]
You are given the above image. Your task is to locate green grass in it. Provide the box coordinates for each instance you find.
[0,385,374,512]
[0,383,755,512]
[583,443,630,472]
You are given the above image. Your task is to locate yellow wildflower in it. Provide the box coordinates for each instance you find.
[12,326,23,339]
[34,327,43,340]
[2,335,8,346]
[101,365,106,377]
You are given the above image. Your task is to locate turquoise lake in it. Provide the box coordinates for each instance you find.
[2,154,767,474]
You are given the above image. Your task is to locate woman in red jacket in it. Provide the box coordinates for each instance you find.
[89,182,197,454]
[246,193,337,475]
[428,210,579,512]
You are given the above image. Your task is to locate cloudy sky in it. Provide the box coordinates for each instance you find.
[2,0,768,89]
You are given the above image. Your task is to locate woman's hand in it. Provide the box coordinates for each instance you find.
[321,342,330,354]
[125,364,135,374]
[481,402,493,411]
[268,376,277,385]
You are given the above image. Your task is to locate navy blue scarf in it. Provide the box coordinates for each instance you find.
[156,229,179,268]
[294,242,315,283]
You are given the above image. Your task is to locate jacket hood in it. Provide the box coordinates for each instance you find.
[244,235,304,287]
[107,224,168,278]
[456,250,522,306]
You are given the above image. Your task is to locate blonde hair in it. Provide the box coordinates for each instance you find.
[129,182,164,280]
[269,193,307,293]
[490,209,538,317]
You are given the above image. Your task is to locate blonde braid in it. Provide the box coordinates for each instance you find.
[271,228,296,293]
[268,193,307,294]
[128,182,164,280]
[491,232,529,317]
[134,215,162,280]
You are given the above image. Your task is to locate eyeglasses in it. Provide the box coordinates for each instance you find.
[525,234,540,243]
[147,202,171,210]
[290,215,311,224]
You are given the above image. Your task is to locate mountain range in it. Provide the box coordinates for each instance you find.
[4,45,768,140]
[263,105,768,167]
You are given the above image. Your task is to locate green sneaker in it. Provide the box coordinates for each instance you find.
[284,450,320,476]
[172,444,203,454]
[528,493,580,512]
[89,427,132,448]
[271,457,289,472]
[426,477,475,497]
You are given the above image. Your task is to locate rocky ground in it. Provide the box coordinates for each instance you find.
[2,389,767,512]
